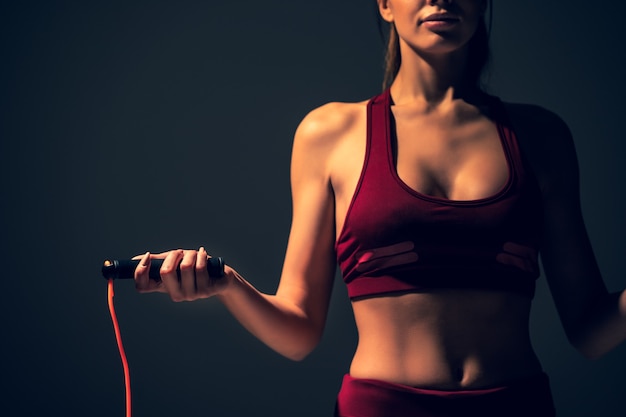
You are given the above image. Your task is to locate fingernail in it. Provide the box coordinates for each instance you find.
[141,251,150,267]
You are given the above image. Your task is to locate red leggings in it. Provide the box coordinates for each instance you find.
[335,373,556,417]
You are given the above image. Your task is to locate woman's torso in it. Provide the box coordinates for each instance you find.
[326,91,543,390]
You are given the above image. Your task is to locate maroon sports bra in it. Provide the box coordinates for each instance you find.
[335,90,544,299]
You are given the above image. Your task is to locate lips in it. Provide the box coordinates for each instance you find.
[421,13,460,24]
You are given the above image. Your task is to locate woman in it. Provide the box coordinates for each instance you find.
[134,1,626,415]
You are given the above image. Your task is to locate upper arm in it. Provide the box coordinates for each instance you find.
[507,104,608,342]
[275,102,356,334]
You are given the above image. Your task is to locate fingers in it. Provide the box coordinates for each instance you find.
[134,251,152,292]
[132,251,169,261]
[179,250,198,299]
[195,247,211,296]
[134,248,220,301]
[134,251,169,293]
[160,249,185,301]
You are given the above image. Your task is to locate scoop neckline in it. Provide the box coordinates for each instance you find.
[384,89,514,207]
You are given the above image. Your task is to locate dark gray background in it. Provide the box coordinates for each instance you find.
[1,1,624,416]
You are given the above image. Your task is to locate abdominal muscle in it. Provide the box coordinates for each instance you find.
[348,288,543,390]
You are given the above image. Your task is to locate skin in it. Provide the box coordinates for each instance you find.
[134,0,626,390]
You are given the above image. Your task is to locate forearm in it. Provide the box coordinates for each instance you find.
[572,289,626,359]
[217,267,322,361]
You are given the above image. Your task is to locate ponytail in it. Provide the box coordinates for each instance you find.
[382,23,401,91]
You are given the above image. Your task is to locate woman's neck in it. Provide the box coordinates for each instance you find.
[390,44,480,108]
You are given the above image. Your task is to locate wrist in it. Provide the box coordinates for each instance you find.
[216,265,242,299]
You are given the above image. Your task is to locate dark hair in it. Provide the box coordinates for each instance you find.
[377,1,493,91]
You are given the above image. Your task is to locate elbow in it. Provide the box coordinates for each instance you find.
[563,291,626,360]
[278,330,322,362]
[572,342,603,360]
[576,343,610,361]
[279,344,316,362]
[284,349,313,362]
[285,340,321,362]
[568,332,608,360]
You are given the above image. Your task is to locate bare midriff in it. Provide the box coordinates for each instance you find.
[349,287,542,390]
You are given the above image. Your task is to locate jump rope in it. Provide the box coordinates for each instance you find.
[102,257,225,417]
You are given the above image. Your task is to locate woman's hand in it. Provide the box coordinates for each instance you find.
[133,247,230,301]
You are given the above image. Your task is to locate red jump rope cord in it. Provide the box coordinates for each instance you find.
[108,279,132,417]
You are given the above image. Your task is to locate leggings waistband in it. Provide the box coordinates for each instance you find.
[335,373,556,417]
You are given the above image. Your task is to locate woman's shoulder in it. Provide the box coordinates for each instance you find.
[295,100,369,141]
[292,99,370,152]
[289,99,371,189]
[502,101,571,136]
[500,100,578,192]
[497,100,573,155]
